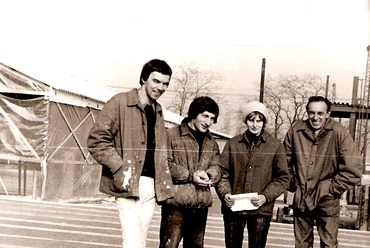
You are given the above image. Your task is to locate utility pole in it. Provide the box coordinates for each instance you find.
[259,58,266,103]
[325,75,329,99]
[332,83,336,103]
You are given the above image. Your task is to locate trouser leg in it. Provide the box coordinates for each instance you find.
[159,205,183,248]
[138,176,156,246]
[116,176,155,248]
[316,216,339,248]
[182,208,208,248]
[246,216,272,248]
[293,207,315,248]
[223,211,247,248]
[159,206,208,248]
[314,196,340,248]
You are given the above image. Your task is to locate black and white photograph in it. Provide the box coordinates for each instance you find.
[0,0,369,247]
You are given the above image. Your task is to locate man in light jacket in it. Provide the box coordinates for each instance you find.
[87,59,173,248]
[283,96,363,248]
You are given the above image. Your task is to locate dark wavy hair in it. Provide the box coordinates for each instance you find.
[139,59,172,85]
[187,96,219,123]
[306,96,332,112]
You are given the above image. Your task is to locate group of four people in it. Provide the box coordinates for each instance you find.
[87,59,363,248]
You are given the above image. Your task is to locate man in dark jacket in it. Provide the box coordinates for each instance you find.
[87,59,173,248]
[216,100,289,248]
[159,96,222,248]
[283,96,363,248]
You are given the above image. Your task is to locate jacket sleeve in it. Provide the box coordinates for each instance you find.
[262,143,290,202]
[215,141,232,201]
[87,96,123,174]
[329,130,363,196]
[166,131,192,184]
[205,141,222,184]
[283,127,298,193]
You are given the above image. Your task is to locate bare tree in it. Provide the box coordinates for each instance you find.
[167,62,223,116]
[264,86,285,138]
[264,74,327,139]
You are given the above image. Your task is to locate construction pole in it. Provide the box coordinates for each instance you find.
[325,75,329,99]
[259,58,266,103]
[358,45,370,231]
[363,45,370,173]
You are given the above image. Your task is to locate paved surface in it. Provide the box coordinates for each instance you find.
[0,196,370,248]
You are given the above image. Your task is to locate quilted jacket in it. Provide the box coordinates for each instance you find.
[164,121,222,208]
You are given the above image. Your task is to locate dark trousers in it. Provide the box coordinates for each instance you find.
[294,196,340,248]
[159,205,208,248]
[223,211,271,248]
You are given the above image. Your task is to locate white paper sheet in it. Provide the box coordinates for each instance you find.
[229,192,258,211]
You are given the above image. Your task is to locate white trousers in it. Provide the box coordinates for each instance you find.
[116,176,155,248]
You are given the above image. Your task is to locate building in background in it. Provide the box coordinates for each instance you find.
[0,62,231,201]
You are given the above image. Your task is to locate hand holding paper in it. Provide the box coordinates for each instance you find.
[229,192,259,211]
[250,194,267,208]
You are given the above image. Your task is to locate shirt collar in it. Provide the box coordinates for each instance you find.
[126,89,161,115]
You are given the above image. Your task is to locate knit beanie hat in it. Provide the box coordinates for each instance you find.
[243,100,269,124]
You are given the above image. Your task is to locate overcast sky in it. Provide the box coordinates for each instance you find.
[0,0,369,102]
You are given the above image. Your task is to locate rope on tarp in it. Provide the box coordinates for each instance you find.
[0,176,8,195]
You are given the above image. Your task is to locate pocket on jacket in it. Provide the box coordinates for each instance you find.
[316,195,340,217]
[112,168,131,193]
[316,179,332,204]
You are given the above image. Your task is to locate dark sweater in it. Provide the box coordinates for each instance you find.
[141,104,156,178]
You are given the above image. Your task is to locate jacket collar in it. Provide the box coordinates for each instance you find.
[295,117,334,133]
[294,117,334,140]
[179,120,213,140]
[126,89,163,116]
[238,129,268,144]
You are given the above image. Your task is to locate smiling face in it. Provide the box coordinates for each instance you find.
[245,112,264,136]
[189,111,216,133]
[307,101,330,130]
[141,71,170,103]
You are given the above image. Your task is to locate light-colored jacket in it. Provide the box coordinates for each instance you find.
[87,89,173,202]
[164,121,222,208]
[283,117,363,211]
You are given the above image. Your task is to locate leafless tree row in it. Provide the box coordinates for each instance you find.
[166,62,336,141]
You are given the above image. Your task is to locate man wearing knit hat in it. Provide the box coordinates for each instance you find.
[216,100,289,248]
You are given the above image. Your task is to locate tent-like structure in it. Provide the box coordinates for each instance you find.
[0,62,231,201]
[0,62,112,200]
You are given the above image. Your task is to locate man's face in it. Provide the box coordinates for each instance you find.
[142,71,170,101]
[307,101,330,130]
[192,111,216,133]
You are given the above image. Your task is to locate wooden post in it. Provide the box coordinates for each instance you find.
[259,58,266,103]
[325,75,329,98]
[356,185,365,229]
[349,77,359,140]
